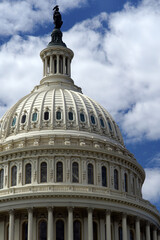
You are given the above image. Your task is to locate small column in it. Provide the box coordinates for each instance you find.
[153,228,157,240]
[122,214,127,240]
[68,207,73,240]
[50,56,53,74]
[114,221,119,240]
[67,58,70,76]
[45,58,48,76]
[146,222,151,240]
[43,59,45,77]
[9,210,14,240]
[48,207,53,240]
[63,56,66,74]
[100,218,105,240]
[28,208,33,240]
[88,208,93,240]
[106,211,111,240]
[57,55,60,74]
[135,218,141,240]
[158,232,160,240]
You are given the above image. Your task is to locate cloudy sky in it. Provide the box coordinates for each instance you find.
[0,0,160,210]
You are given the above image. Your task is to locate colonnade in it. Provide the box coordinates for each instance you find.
[43,54,71,77]
[7,207,160,240]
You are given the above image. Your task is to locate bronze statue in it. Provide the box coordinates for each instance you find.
[53,5,63,29]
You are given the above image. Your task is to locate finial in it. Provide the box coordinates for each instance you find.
[48,6,66,47]
[53,5,63,29]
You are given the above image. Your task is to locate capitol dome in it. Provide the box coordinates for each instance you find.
[0,7,159,240]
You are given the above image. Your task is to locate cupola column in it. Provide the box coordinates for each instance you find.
[9,210,14,240]
[68,207,73,240]
[45,58,48,76]
[28,208,33,240]
[158,232,160,240]
[88,208,93,240]
[153,228,158,240]
[50,56,53,74]
[146,222,151,240]
[67,58,70,77]
[63,56,66,74]
[48,207,54,240]
[43,60,45,77]
[122,214,127,240]
[106,211,111,240]
[57,55,60,74]
[135,218,141,240]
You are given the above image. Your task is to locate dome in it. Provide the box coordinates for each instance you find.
[0,83,124,146]
[0,8,159,240]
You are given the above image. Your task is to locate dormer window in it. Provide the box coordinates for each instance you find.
[21,114,26,124]
[32,112,38,122]
[68,111,73,121]
[44,111,49,121]
[80,113,85,122]
[90,115,96,125]
[56,111,61,120]
[12,117,16,127]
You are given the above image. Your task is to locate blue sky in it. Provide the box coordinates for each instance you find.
[0,0,160,210]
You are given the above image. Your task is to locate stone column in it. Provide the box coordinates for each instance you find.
[50,56,53,74]
[43,59,45,76]
[106,211,111,240]
[57,55,60,74]
[28,208,33,240]
[157,232,160,240]
[88,208,93,240]
[135,218,141,240]
[48,207,53,240]
[122,214,127,240]
[9,210,14,240]
[45,58,48,76]
[100,218,105,240]
[114,221,118,240]
[153,228,157,240]
[67,58,70,76]
[146,222,151,240]
[63,56,66,74]
[68,207,73,240]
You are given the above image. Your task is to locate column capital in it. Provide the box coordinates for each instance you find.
[28,208,33,213]
[48,206,54,212]
[68,206,74,212]
[105,210,111,215]
[88,207,93,213]
[9,209,14,215]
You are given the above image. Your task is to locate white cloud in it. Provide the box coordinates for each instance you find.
[0,0,87,36]
[142,168,160,204]
[1,0,160,142]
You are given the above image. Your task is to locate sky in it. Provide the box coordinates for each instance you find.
[0,0,160,210]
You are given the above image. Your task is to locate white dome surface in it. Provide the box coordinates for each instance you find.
[0,83,124,145]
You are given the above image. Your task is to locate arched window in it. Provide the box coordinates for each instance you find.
[40,162,47,183]
[56,111,61,120]
[22,221,28,240]
[38,220,47,240]
[88,163,94,184]
[114,169,119,190]
[65,58,68,75]
[132,177,135,195]
[54,58,57,73]
[68,111,73,121]
[56,162,63,182]
[130,230,134,240]
[80,113,85,122]
[124,173,128,192]
[56,220,64,240]
[44,111,49,121]
[0,169,4,189]
[25,163,32,184]
[102,166,107,187]
[11,166,17,186]
[32,112,37,122]
[91,115,96,125]
[100,118,105,128]
[74,220,81,240]
[12,117,16,127]
[119,227,122,240]
[72,162,79,183]
[93,222,98,240]
[108,120,112,132]
[21,114,26,124]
